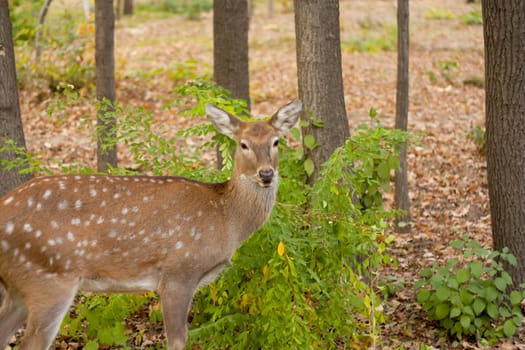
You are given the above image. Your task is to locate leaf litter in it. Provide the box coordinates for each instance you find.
[12,0,525,348]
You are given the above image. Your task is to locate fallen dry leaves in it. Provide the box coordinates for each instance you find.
[12,0,525,349]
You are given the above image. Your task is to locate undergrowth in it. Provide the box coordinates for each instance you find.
[2,79,408,349]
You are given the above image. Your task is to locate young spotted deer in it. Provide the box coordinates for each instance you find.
[0,100,302,350]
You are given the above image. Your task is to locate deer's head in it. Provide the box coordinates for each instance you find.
[206,100,302,188]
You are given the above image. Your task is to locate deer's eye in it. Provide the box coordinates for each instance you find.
[273,139,279,147]
[240,142,249,150]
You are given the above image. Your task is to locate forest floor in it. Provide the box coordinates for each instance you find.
[13,0,525,349]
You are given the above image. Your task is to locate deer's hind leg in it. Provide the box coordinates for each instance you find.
[17,278,78,350]
[158,278,196,350]
[0,286,27,350]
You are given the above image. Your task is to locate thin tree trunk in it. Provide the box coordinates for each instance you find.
[294,0,349,185]
[35,0,53,62]
[95,0,118,172]
[482,0,525,288]
[394,0,411,233]
[123,0,133,15]
[0,0,33,196]
[213,0,250,168]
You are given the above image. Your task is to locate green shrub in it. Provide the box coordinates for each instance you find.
[8,0,43,44]
[424,6,454,20]
[2,77,409,349]
[415,236,525,344]
[342,24,397,53]
[461,11,483,25]
[60,294,152,350]
[467,125,486,155]
[137,0,212,20]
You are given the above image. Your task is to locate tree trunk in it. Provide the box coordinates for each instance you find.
[394,0,411,233]
[123,0,133,16]
[35,0,53,62]
[0,0,32,197]
[213,0,250,168]
[294,0,349,185]
[95,0,118,172]
[482,0,525,287]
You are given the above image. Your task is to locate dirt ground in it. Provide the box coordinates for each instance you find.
[13,0,525,349]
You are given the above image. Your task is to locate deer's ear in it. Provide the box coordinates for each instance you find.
[270,99,302,135]
[206,104,241,139]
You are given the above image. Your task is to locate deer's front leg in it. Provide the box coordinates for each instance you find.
[158,277,196,350]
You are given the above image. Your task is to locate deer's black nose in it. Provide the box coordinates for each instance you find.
[259,169,274,184]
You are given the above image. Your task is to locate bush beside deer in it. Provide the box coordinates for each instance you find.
[0,100,302,350]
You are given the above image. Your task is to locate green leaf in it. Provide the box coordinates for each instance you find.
[419,268,433,278]
[494,277,508,292]
[436,286,451,301]
[485,286,498,302]
[469,261,483,278]
[376,160,390,181]
[460,315,471,329]
[435,303,450,320]
[311,119,325,128]
[503,319,517,337]
[303,158,315,177]
[450,239,464,249]
[456,268,470,284]
[510,290,523,306]
[450,306,461,318]
[369,107,378,117]
[487,302,499,319]
[472,298,486,316]
[460,288,474,305]
[85,341,99,350]
[303,135,317,150]
[506,253,518,267]
[417,289,431,303]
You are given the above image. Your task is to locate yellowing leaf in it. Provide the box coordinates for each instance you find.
[262,265,270,279]
[277,241,285,256]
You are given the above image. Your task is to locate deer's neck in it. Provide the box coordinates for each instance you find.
[223,174,278,241]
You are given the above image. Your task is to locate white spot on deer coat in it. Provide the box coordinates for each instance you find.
[27,197,34,207]
[50,221,59,229]
[58,200,68,210]
[43,189,52,200]
[3,196,14,205]
[1,240,9,251]
[175,241,184,250]
[90,189,97,197]
[75,200,82,210]
[24,242,31,250]
[67,231,75,241]
[71,218,81,226]
[23,223,32,233]
[108,230,117,238]
[5,221,14,235]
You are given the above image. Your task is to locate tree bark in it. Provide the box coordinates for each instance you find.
[213,0,250,168]
[0,0,32,197]
[294,0,349,185]
[35,0,53,62]
[95,0,118,173]
[394,0,411,233]
[482,0,525,287]
[123,0,133,16]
